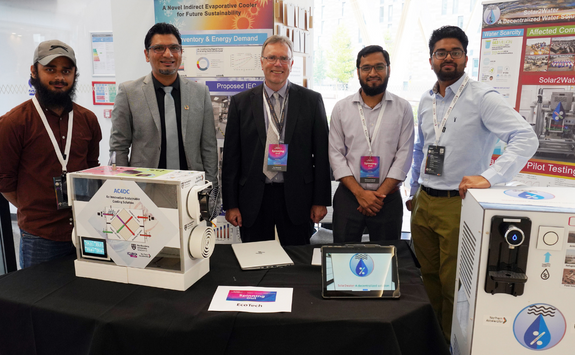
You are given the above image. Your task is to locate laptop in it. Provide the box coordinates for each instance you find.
[232,240,294,270]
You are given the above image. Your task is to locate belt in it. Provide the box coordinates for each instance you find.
[421,185,459,198]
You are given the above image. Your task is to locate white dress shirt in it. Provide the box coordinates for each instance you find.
[329,90,415,191]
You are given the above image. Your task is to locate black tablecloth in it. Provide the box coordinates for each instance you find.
[0,241,449,355]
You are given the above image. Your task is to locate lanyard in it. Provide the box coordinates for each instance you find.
[432,74,469,145]
[356,98,387,156]
[263,83,290,141]
[32,96,74,173]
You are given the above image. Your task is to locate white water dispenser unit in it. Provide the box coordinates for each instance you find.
[452,187,575,354]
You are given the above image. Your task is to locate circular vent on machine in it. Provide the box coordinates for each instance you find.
[197,185,221,221]
[186,183,221,222]
[189,225,215,259]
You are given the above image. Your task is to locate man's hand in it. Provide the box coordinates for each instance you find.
[225,208,243,227]
[356,190,385,216]
[310,205,327,223]
[458,175,491,199]
[405,197,413,211]
[357,206,378,217]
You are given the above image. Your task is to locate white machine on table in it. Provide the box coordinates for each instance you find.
[452,187,575,354]
[68,166,217,291]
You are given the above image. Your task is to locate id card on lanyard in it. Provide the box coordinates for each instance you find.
[32,96,73,209]
[357,99,387,184]
[264,86,289,172]
[424,75,469,176]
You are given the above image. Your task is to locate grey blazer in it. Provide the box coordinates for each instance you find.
[109,73,218,185]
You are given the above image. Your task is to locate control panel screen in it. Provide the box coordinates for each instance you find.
[81,237,109,260]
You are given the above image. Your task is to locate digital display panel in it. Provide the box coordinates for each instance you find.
[81,237,109,259]
[321,245,400,298]
[326,253,394,292]
[84,239,105,255]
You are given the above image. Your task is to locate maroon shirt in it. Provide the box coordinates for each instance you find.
[0,99,102,241]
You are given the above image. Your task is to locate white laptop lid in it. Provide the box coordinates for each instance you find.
[231,240,294,270]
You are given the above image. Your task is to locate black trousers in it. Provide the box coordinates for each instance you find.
[239,183,311,246]
[332,184,403,243]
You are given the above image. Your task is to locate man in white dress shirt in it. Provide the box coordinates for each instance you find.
[329,45,414,243]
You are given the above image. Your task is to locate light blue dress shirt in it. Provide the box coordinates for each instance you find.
[409,74,538,195]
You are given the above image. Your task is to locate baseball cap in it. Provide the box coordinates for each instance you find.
[33,40,77,66]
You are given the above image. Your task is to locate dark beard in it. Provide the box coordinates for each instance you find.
[435,64,464,83]
[360,77,388,96]
[30,76,76,111]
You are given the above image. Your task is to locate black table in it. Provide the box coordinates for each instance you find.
[0,241,448,355]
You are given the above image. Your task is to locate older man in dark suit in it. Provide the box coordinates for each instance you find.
[222,35,331,246]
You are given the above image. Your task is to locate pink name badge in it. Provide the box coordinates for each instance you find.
[268,144,288,172]
[360,156,380,183]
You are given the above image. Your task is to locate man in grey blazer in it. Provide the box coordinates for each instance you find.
[109,23,218,184]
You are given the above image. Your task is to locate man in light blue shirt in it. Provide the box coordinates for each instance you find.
[406,26,538,343]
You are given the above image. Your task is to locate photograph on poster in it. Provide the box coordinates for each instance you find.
[563,269,575,286]
[518,85,575,161]
[525,38,550,56]
[550,36,575,55]
[523,55,549,72]
[568,231,575,243]
[211,95,230,139]
[565,249,575,265]
[548,54,575,72]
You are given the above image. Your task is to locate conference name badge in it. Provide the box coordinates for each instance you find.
[360,156,380,183]
[425,145,445,176]
[267,143,288,172]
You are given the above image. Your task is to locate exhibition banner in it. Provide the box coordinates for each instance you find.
[481,0,575,186]
[154,0,274,31]
[483,1,575,28]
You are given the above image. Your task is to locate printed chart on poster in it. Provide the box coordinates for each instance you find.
[480,0,575,187]
[184,46,264,77]
[92,81,116,105]
[91,32,115,76]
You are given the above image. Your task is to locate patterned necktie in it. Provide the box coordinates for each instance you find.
[163,86,179,169]
[263,92,282,180]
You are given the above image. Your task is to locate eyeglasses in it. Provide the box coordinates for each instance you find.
[261,56,292,64]
[148,45,182,54]
[359,64,387,73]
[433,50,465,60]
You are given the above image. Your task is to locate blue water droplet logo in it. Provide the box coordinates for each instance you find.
[514,304,566,350]
[488,10,495,24]
[356,259,367,276]
[349,254,374,277]
[524,314,551,349]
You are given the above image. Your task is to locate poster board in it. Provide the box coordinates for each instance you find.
[480,0,575,187]
[91,32,115,76]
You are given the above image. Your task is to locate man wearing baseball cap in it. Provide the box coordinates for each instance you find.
[0,40,102,268]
